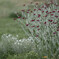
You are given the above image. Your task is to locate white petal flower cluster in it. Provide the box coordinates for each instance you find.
[0,34,35,54]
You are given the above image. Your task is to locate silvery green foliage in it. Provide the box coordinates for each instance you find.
[17,2,59,39]
[15,2,59,58]
[12,37,35,53]
[0,34,35,54]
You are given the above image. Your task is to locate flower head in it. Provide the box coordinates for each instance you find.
[38,14,41,17]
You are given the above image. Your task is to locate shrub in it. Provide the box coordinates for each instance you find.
[14,1,59,59]
[0,34,35,59]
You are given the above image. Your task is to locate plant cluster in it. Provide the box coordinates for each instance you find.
[13,1,59,59]
[0,34,36,59]
[6,51,39,59]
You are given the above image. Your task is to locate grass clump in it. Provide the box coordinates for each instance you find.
[26,51,39,59]
[9,12,22,18]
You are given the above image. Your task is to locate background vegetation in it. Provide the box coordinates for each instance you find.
[0,0,59,59]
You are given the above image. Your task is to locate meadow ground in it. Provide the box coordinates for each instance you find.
[0,0,32,39]
[0,17,28,39]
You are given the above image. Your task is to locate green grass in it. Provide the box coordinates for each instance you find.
[0,0,32,17]
[0,17,27,39]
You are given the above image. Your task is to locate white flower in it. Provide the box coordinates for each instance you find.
[8,34,12,37]
[16,35,18,37]
[19,40,21,42]
[18,42,20,45]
